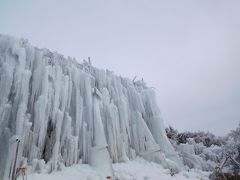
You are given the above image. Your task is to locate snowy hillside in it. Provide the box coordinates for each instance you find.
[166,126,240,179]
[0,34,182,180]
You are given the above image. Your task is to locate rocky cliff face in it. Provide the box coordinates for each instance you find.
[0,35,181,179]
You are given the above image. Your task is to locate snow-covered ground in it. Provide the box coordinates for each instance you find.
[19,157,210,180]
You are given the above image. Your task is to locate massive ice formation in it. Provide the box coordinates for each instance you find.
[0,34,182,179]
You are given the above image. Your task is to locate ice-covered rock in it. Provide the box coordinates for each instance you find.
[0,34,182,180]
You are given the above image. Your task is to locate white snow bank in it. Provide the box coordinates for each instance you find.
[18,157,210,180]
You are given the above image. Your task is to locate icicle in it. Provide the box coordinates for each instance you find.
[89,94,114,177]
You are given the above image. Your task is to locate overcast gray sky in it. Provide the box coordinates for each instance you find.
[0,0,239,136]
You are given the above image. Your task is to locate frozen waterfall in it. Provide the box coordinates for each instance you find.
[0,34,182,179]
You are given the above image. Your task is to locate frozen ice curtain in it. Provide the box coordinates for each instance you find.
[0,35,182,180]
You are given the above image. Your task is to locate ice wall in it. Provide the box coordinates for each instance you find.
[0,34,181,179]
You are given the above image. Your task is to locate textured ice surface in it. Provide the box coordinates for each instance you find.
[0,34,181,179]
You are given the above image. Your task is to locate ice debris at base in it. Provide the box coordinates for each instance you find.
[0,34,181,180]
